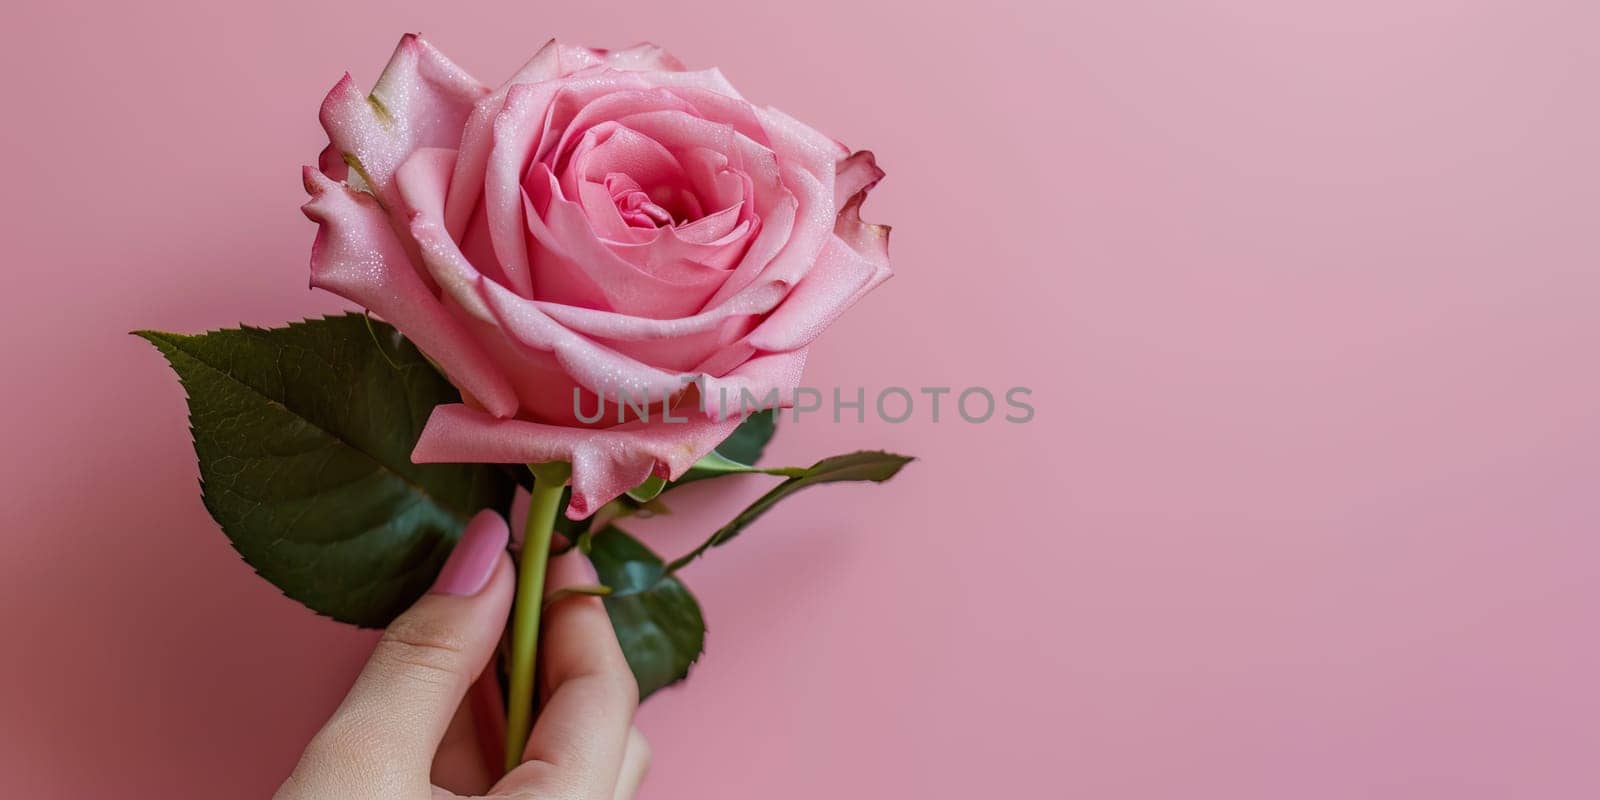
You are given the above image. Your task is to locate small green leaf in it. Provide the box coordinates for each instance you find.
[692,450,760,474]
[665,410,786,489]
[665,451,914,573]
[137,315,516,627]
[625,475,667,502]
[713,409,776,465]
[674,451,805,487]
[586,527,705,699]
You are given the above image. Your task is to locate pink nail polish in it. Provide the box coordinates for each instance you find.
[431,510,508,596]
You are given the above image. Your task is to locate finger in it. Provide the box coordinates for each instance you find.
[305,510,513,781]
[431,667,508,794]
[492,551,638,799]
[612,727,652,800]
[430,687,491,795]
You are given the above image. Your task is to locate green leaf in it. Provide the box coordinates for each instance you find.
[137,315,516,627]
[625,475,667,503]
[673,451,804,487]
[665,451,914,573]
[713,409,776,465]
[586,527,705,699]
[672,410,792,487]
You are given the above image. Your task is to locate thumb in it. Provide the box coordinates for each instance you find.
[309,509,514,780]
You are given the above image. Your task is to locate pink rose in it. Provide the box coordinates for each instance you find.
[301,35,890,517]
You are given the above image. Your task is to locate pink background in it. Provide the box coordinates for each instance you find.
[5,1,1597,797]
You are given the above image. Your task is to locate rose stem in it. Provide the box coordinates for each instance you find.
[504,460,572,773]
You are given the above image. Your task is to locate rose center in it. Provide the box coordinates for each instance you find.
[604,173,703,228]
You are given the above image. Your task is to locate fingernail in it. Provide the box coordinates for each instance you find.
[431,510,508,596]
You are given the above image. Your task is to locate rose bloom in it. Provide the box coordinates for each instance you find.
[302,35,890,517]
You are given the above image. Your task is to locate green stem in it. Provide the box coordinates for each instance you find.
[504,461,571,773]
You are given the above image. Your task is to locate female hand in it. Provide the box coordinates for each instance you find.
[275,511,650,799]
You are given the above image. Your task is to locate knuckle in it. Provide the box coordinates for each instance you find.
[602,666,641,709]
[551,655,639,709]
[373,614,470,684]
[619,671,641,708]
[583,647,641,706]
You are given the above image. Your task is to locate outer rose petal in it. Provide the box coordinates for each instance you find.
[755,105,849,186]
[476,278,694,405]
[481,83,547,297]
[702,161,833,310]
[834,180,892,272]
[504,39,684,87]
[745,236,889,352]
[301,167,519,418]
[532,279,785,341]
[637,68,747,101]
[696,349,809,420]
[413,403,740,518]
[594,42,687,72]
[745,151,892,352]
[395,148,498,322]
[829,151,892,301]
[319,34,489,210]
[834,150,885,213]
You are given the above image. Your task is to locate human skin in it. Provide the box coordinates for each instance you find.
[274,511,649,799]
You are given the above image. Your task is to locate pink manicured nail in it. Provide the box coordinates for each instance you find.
[431,510,508,596]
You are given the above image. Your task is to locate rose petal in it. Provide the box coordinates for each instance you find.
[477,278,695,404]
[696,348,810,420]
[637,67,747,100]
[834,177,892,271]
[604,214,753,274]
[318,34,488,210]
[606,109,736,161]
[476,75,670,295]
[446,316,586,426]
[645,86,771,146]
[395,148,497,321]
[446,51,665,237]
[595,42,687,73]
[596,322,752,373]
[577,178,647,242]
[413,403,740,518]
[301,166,518,418]
[525,165,728,316]
[549,89,699,175]
[571,123,686,195]
[458,201,516,291]
[670,200,747,246]
[703,160,832,312]
[674,147,753,231]
[702,182,795,305]
[755,105,849,185]
[477,83,568,297]
[506,40,682,87]
[834,150,885,213]
[830,149,891,289]
[533,277,785,340]
[744,234,890,353]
